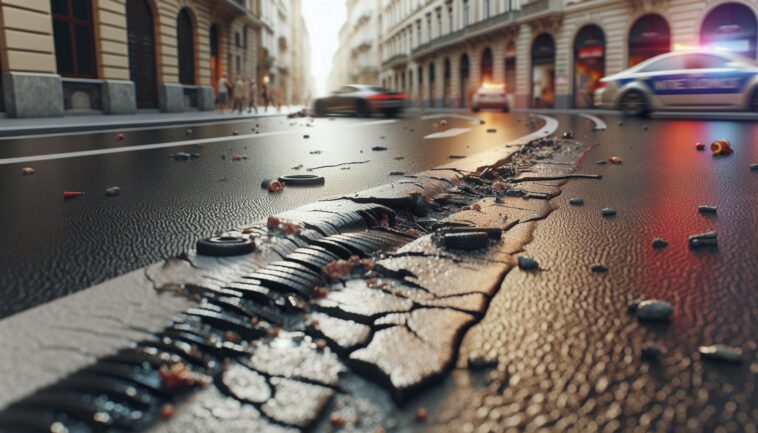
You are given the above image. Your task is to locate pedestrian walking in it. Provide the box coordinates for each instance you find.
[247,77,258,113]
[533,80,542,108]
[216,73,230,113]
[233,75,245,114]
[261,82,270,112]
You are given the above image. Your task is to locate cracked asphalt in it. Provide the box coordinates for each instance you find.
[0,110,756,433]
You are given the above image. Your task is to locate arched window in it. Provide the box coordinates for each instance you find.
[210,24,222,92]
[628,14,670,66]
[531,34,555,108]
[481,47,493,83]
[573,25,605,108]
[700,3,757,59]
[177,9,196,85]
[51,0,97,77]
[127,0,158,108]
[459,53,470,108]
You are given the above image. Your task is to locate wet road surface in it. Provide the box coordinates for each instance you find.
[0,111,534,318]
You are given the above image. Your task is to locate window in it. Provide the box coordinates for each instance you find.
[51,0,97,78]
[436,9,442,37]
[683,54,730,69]
[463,0,470,26]
[484,0,491,19]
[638,55,685,72]
[448,7,453,32]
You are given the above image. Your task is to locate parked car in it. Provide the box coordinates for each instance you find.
[472,84,509,112]
[312,85,406,117]
[594,50,758,116]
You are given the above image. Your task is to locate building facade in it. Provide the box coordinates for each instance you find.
[0,0,312,118]
[375,0,758,109]
[329,0,382,89]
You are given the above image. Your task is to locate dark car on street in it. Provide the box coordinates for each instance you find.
[312,85,406,117]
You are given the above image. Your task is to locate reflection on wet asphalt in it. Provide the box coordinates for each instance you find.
[0,111,533,318]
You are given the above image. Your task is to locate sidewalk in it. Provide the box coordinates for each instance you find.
[0,106,302,138]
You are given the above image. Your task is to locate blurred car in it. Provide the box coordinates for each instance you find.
[595,50,758,116]
[312,85,406,117]
[472,84,509,112]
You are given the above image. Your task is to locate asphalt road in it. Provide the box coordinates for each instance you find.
[0,111,535,318]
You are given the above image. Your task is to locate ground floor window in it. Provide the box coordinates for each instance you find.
[573,25,605,109]
[51,0,97,78]
[460,54,470,108]
[628,14,670,67]
[531,34,555,108]
[700,3,757,59]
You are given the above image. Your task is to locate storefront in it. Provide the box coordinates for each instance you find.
[428,62,436,107]
[573,25,605,108]
[443,58,451,107]
[504,42,516,99]
[481,47,493,84]
[531,33,555,108]
[700,2,757,60]
[460,53,470,108]
[628,14,670,67]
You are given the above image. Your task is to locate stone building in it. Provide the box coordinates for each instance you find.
[329,0,382,89]
[0,0,312,118]
[376,0,758,109]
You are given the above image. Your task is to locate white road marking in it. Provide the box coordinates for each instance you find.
[579,113,607,130]
[0,119,397,166]
[421,113,481,124]
[424,128,472,139]
[514,114,559,143]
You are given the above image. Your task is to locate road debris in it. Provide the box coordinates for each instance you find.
[617,121,623,126]
[267,180,284,193]
[291,164,304,170]
[21,167,35,175]
[710,139,733,155]
[642,124,648,130]
[231,154,248,161]
[652,238,669,249]
[105,186,121,196]
[517,255,539,270]
[467,354,498,370]
[415,407,429,422]
[448,155,466,159]
[590,264,608,273]
[394,156,405,160]
[307,160,370,171]
[633,299,673,321]
[169,152,192,161]
[186,128,192,135]
[697,205,717,214]
[688,231,717,247]
[596,160,607,165]
[562,131,574,139]
[303,134,310,139]
[63,191,84,199]
[196,235,256,256]
[389,171,405,176]
[232,130,239,136]
[117,133,124,141]
[695,142,706,151]
[371,146,387,151]
[601,207,617,217]
[310,150,322,155]
[608,156,623,164]
[569,197,584,206]
[751,163,758,171]
[278,174,325,186]
[641,342,664,360]
[698,344,742,363]
[486,128,497,133]
[442,231,490,251]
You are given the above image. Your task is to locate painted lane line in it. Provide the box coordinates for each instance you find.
[421,113,481,124]
[579,113,607,130]
[0,119,397,166]
[424,128,472,139]
[518,114,559,143]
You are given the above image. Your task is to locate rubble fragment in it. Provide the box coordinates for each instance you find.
[21,167,35,175]
[371,146,387,151]
[105,186,121,196]
[641,342,664,360]
[698,344,742,363]
[751,163,758,171]
[601,207,617,217]
[710,139,733,155]
[688,231,717,247]
[590,263,608,273]
[448,155,466,159]
[568,197,584,206]
[695,142,706,151]
[608,156,623,164]
[517,255,539,270]
[652,238,668,249]
[442,231,489,251]
[169,152,192,161]
[697,205,717,214]
[63,191,84,199]
[633,299,673,321]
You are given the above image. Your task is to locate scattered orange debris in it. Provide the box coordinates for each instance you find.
[608,156,623,164]
[63,191,84,199]
[711,139,733,155]
[21,167,35,175]
[267,180,284,193]
[416,407,429,422]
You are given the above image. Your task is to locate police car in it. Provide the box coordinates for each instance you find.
[594,50,758,116]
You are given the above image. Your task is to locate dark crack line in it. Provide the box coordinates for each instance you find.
[511,173,601,182]
[307,160,370,171]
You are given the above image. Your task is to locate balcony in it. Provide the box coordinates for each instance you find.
[410,0,562,59]
[382,53,408,69]
[211,0,247,19]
